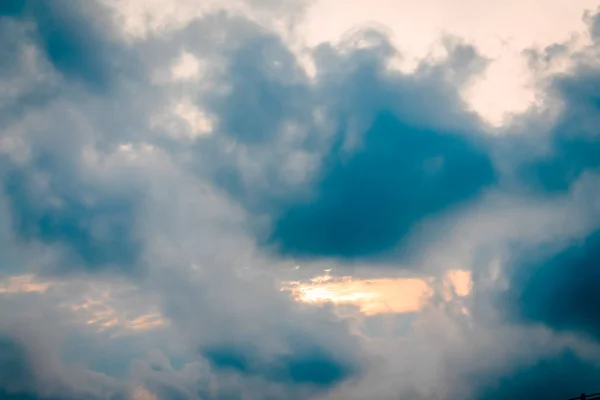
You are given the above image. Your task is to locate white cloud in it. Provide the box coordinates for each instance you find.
[106,0,597,125]
[150,98,214,139]
[296,0,597,125]
[172,99,214,136]
[102,0,230,39]
[170,51,204,82]
[102,0,308,40]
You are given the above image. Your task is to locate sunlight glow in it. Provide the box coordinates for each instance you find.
[0,274,53,294]
[283,270,472,315]
[0,275,167,335]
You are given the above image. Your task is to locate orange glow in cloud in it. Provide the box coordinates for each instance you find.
[283,270,472,315]
[70,294,166,334]
[0,274,166,334]
[0,274,54,294]
[445,269,473,297]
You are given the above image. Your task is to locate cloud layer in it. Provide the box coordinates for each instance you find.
[2,1,600,399]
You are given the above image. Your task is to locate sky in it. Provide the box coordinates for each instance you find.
[1,0,600,399]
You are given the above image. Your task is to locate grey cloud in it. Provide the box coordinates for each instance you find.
[0,4,157,276]
[147,261,365,394]
[3,1,600,400]
[470,351,600,400]
[0,292,128,400]
[4,163,141,274]
[485,10,600,349]
[0,0,139,92]
[588,7,600,41]
[179,24,497,262]
[501,227,600,342]
[499,12,600,194]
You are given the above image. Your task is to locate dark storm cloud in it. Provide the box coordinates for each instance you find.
[0,337,34,396]
[471,351,600,400]
[0,334,125,400]
[491,10,600,348]
[0,0,127,92]
[201,338,356,386]
[501,229,600,341]
[505,9,600,194]
[206,35,312,145]
[0,338,70,400]
[3,157,141,274]
[3,1,600,399]
[200,27,496,261]
[0,0,26,16]
[0,98,144,275]
[0,0,147,275]
[0,5,367,396]
[270,112,494,259]
[151,263,365,395]
[515,67,600,192]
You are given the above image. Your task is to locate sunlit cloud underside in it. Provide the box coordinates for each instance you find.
[0,274,167,336]
[1,270,472,333]
[282,270,472,315]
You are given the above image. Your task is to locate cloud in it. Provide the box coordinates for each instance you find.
[513,70,600,192]
[0,292,128,400]
[485,9,600,350]
[0,1,149,276]
[147,261,366,396]
[2,1,600,399]
[502,228,600,341]
[300,0,599,126]
[471,351,600,400]
[496,10,600,194]
[0,336,35,396]
[4,162,141,273]
[201,340,355,386]
[0,0,137,92]
[268,109,494,259]
[102,0,310,41]
[192,25,496,261]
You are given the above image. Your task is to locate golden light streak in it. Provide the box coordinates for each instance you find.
[72,294,167,334]
[283,275,433,316]
[446,269,473,297]
[442,269,474,301]
[283,270,472,316]
[0,274,54,294]
[0,274,167,334]
[128,313,166,331]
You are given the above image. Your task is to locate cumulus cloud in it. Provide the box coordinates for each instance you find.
[185,26,496,261]
[2,1,600,399]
